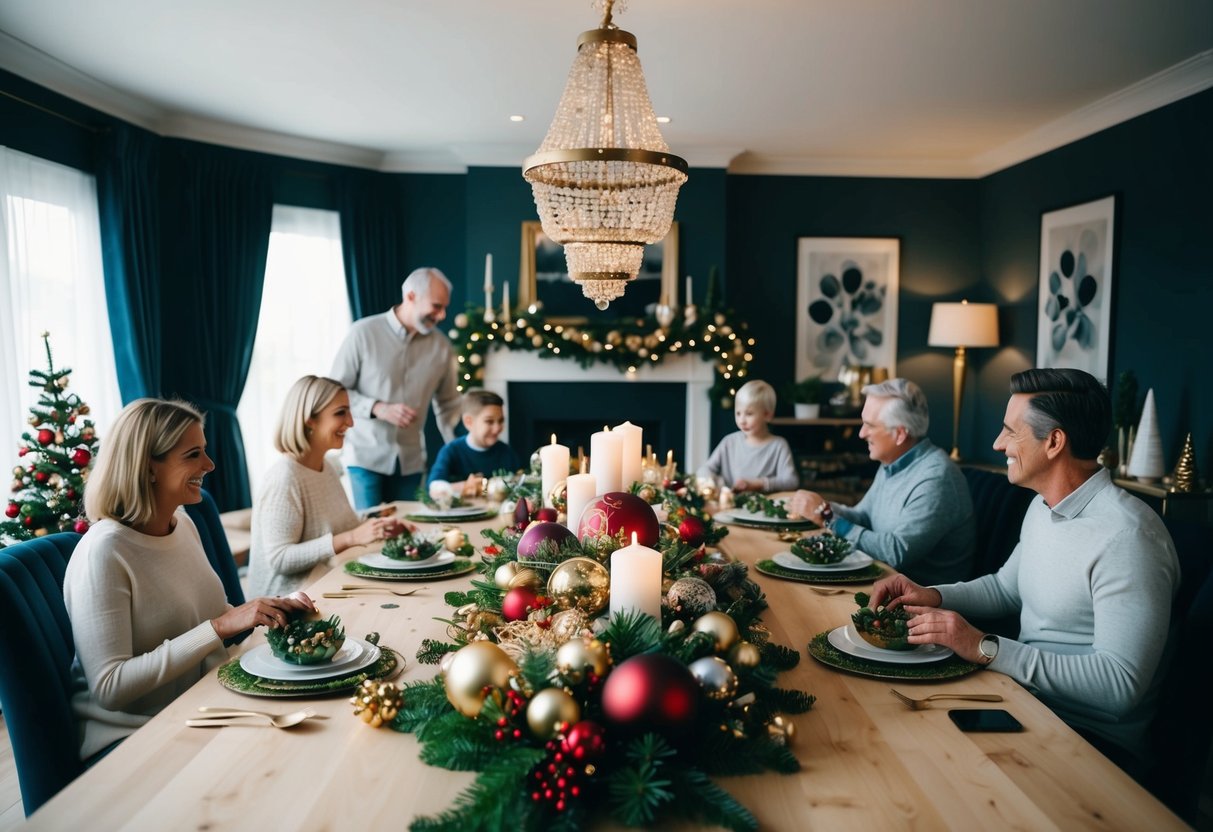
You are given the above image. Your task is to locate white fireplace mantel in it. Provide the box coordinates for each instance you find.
[481,352,716,470]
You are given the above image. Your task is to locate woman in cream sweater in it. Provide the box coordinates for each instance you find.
[247,376,410,596]
[65,398,314,759]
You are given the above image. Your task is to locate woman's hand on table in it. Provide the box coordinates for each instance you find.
[335,516,414,552]
[211,592,316,640]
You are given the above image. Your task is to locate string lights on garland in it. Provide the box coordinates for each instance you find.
[448,304,756,409]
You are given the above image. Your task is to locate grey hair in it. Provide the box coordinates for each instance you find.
[401,267,452,300]
[861,378,930,438]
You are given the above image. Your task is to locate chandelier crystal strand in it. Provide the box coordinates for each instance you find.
[524,1,687,310]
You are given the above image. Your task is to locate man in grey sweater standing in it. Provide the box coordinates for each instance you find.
[330,267,462,509]
[872,368,1179,772]
[790,378,975,585]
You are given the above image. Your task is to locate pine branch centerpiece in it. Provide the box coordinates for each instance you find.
[2,333,100,546]
[372,474,813,831]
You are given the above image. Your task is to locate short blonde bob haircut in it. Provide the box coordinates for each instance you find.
[736,379,777,414]
[275,375,346,458]
[84,398,205,527]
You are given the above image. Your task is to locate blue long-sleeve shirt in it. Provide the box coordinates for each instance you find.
[830,439,974,585]
[427,436,521,486]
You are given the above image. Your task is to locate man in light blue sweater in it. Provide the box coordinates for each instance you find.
[872,369,1179,772]
[791,378,975,585]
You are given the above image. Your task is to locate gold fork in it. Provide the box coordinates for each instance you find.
[807,586,846,595]
[890,689,1004,710]
[338,585,420,596]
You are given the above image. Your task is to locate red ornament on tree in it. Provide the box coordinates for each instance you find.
[5,503,19,519]
[678,516,707,548]
[23,516,35,527]
[517,521,575,560]
[71,447,92,467]
[561,720,607,762]
[73,518,90,534]
[17,447,27,457]
[37,428,55,446]
[578,492,660,548]
[601,653,700,735]
[33,471,49,484]
[502,586,543,622]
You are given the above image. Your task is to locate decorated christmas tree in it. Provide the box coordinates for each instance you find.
[1,333,100,546]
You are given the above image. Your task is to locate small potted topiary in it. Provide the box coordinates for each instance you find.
[785,375,824,419]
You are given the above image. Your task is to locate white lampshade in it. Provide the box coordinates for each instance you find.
[928,301,999,348]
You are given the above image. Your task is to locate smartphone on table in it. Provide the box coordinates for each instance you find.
[948,709,1024,733]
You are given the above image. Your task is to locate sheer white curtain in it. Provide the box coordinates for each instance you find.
[0,147,121,464]
[238,205,351,498]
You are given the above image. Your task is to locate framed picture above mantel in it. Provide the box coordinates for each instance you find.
[795,237,900,382]
[1036,195,1116,382]
[518,221,679,321]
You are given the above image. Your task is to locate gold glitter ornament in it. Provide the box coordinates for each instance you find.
[728,641,762,669]
[692,611,741,653]
[1170,433,1198,493]
[443,641,518,717]
[509,568,543,590]
[555,637,611,683]
[350,679,404,728]
[526,688,581,739]
[767,714,796,746]
[688,656,739,701]
[546,556,610,616]
[494,561,522,589]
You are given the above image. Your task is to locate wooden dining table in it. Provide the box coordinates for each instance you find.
[29,500,1188,830]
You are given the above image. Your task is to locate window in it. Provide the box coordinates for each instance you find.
[238,205,351,497]
[0,147,121,457]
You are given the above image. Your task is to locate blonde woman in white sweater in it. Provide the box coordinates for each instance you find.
[65,398,314,759]
[248,376,410,597]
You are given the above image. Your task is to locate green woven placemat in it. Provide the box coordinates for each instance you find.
[404,509,498,523]
[755,560,885,584]
[807,631,981,681]
[344,559,476,581]
[218,646,401,698]
[721,515,818,532]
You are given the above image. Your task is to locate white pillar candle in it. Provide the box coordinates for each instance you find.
[565,459,597,535]
[539,433,570,509]
[609,532,663,622]
[484,253,493,293]
[685,275,692,307]
[589,426,623,494]
[502,280,510,321]
[614,420,643,489]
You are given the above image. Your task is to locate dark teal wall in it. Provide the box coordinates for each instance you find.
[725,175,983,453]
[976,88,1213,470]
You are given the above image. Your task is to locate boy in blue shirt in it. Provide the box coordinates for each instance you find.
[427,389,521,496]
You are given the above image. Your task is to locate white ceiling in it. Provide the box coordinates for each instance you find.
[2,0,1211,177]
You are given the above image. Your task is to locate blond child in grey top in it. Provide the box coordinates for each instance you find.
[699,380,798,493]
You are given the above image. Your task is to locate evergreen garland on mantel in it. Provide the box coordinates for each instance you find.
[448,304,756,409]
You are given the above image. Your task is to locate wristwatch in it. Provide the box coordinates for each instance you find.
[978,634,1000,665]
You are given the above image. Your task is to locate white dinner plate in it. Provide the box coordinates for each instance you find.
[239,638,381,681]
[826,624,952,664]
[773,549,875,573]
[409,505,486,519]
[715,508,811,526]
[358,550,456,571]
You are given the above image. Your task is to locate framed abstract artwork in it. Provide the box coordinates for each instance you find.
[518,221,679,320]
[1036,195,1116,381]
[796,237,900,381]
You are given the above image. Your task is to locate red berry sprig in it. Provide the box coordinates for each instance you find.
[491,688,528,744]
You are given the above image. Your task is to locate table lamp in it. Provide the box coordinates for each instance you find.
[928,301,999,460]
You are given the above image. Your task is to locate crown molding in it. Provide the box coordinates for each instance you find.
[972,49,1213,177]
[380,149,469,174]
[157,113,384,170]
[727,152,981,179]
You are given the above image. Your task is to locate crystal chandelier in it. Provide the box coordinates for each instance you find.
[523,0,688,310]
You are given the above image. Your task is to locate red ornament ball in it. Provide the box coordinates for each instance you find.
[535,507,559,523]
[514,497,532,531]
[501,586,543,622]
[37,429,54,446]
[678,516,708,548]
[73,519,90,534]
[578,492,660,548]
[5,502,19,518]
[601,654,699,735]
[23,516,35,527]
[71,447,92,467]
[517,521,575,559]
[17,447,27,457]
[33,471,49,483]
[561,720,607,762]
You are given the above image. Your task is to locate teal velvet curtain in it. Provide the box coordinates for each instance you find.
[162,142,273,511]
[95,123,162,401]
[336,171,405,319]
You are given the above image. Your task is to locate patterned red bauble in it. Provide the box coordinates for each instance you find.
[578,492,660,548]
[678,516,707,548]
[37,429,54,446]
[33,471,49,483]
[71,447,92,467]
[561,720,607,762]
[73,519,89,534]
[517,521,575,559]
[535,507,559,523]
[501,586,543,622]
[5,502,19,518]
[601,654,699,735]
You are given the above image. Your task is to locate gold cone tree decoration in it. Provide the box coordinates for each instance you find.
[1170,432,1198,493]
[523,0,688,311]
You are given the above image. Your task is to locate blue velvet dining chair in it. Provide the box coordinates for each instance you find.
[184,488,246,608]
[0,532,84,816]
